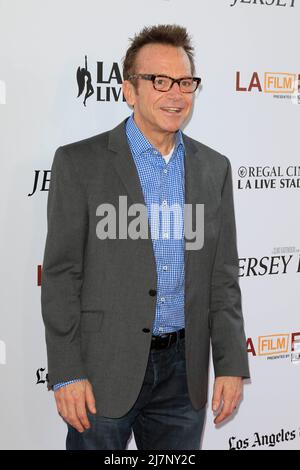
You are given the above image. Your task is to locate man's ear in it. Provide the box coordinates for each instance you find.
[122,80,136,107]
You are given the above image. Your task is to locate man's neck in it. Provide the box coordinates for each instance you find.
[133,115,177,155]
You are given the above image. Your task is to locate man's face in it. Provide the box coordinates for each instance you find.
[123,44,195,138]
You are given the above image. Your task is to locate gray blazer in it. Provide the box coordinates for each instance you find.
[41,117,250,418]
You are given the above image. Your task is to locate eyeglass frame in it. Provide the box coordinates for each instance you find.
[127,73,202,93]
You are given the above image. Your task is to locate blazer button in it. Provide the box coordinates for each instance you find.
[142,328,150,333]
[149,289,157,296]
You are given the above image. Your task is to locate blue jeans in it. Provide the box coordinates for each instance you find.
[66,334,206,450]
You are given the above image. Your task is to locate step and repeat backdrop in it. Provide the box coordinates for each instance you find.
[0,0,299,450]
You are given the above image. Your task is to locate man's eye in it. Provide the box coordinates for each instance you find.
[181,80,193,88]
[156,78,168,86]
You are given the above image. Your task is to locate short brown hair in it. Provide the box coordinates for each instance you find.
[122,24,195,81]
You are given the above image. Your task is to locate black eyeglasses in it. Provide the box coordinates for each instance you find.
[128,74,201,93]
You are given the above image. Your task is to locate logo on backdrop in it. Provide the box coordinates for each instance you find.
[235,72,300,103]
[76,55,94,106]
[230,0,296,7]
[36,368,49,385]
[76,55,125,106]
[28,170,51,197]
[247,331,300,363]
[228,427,299,450]
[37,265,42,286]
[239,246,300,277]
[237,165,300,190]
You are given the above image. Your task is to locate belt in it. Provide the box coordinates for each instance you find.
[150,328,185,350]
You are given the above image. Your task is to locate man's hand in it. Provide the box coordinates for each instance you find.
[212,376,243,425]
[54,380,97,433]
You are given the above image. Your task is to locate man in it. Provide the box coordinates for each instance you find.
[41,24,250,450]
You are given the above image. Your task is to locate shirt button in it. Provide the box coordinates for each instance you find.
[149,289,157,296]
[160,297,166,303]
[163,232,169,239]
[163,169,168,174]
[162,265,168,271]
[162,200,167,206]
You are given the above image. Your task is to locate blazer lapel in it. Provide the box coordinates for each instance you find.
[108,118,146,207]
[183,134,213,270]
[107,119,157,275]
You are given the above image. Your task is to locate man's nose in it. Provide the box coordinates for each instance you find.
[168,82,182,95]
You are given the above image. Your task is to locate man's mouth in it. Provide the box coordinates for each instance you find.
[160,107,183,114]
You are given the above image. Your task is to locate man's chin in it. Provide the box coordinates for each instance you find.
[158,118,185,133]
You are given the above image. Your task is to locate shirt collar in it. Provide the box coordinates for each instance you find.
[126,113,184,158]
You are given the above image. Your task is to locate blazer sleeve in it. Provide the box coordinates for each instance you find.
[209,156,250,379]
[41,146,88,390]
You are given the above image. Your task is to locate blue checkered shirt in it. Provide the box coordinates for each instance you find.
[53,113,186,390]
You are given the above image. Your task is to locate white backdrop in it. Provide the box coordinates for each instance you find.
[0,0,299,450]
